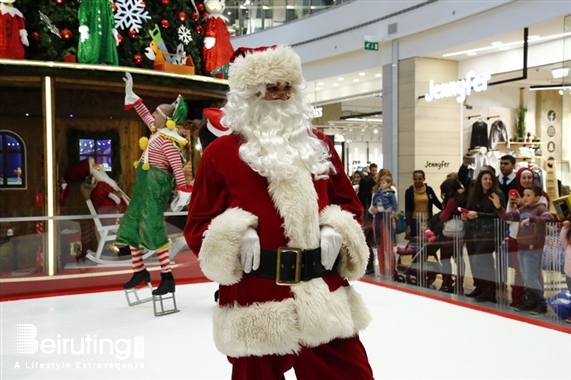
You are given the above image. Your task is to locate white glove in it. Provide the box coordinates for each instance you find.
[170,186,192,212]
[239,228,260,273]
[79,25,89,43]
[112,28,119,46]
[19,29,29,47]
[320,226,343,270]
[203,36,215,49]
[123,72,141,108]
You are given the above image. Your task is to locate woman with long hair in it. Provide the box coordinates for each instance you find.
[461,169,505,303]
[438,178,468,293]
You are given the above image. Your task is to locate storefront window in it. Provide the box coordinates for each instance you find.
[0,131,26,188]
[79,138,113,172]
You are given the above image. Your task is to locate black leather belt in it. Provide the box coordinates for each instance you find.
[249,247,338,285]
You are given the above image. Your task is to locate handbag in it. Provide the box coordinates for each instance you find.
[442,218,465,238]
[395,211,406,235]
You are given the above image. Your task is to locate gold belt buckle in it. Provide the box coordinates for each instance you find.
[276,247,302,286]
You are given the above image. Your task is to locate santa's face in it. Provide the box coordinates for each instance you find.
[223,84,334,181]
[259,82,295,101]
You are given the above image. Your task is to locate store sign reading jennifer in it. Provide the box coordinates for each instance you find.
[425,71,491,103]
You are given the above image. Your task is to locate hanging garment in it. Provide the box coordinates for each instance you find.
[469,121,488,150]
[488,120,510,149]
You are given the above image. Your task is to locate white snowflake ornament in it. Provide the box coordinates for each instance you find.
[114,0,151,33]
[178,25,192,45]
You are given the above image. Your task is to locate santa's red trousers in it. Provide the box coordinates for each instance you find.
[228,336,374,380]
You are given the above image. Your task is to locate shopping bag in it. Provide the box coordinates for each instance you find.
[395,211,406,235]
[443,218,465,238]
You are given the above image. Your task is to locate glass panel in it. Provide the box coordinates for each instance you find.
[96,155,112,171]
[79,139,95,155]
[5,135,21,151]
[7,153,23,185]
[95,139,111,155]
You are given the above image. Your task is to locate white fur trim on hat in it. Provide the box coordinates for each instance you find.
[228,45,304,92]
[198,207,258,285]
[213,278,371,357]
[320,205,369,281]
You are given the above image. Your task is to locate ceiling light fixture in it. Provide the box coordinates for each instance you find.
[337,77,344,81]
[443,31,571,58]
[551,67,570,79]
[375,74,382,78]
[353,79,360,82]
[491,41,503,46]
[359,72,366,76]
[466,52,477,56]
[529,84,571,91]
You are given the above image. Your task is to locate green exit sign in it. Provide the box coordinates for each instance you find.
[364,41,379,51]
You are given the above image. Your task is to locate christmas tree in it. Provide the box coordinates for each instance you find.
[15,0,208,74]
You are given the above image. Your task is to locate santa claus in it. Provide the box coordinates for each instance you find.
[184,46,373,378]
[63,157,129,225]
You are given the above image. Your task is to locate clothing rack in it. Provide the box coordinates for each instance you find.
[467,115,481,120]
[486,115,500,120]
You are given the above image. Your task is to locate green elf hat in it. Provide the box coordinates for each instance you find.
[165,95,188,130]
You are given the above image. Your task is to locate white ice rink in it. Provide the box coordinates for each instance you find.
[1,281,570,379]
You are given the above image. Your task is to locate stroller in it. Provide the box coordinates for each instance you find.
[395,230,442,288]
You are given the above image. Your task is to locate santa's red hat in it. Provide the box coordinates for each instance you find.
[203,108,231,137]
[228,45,303,92]
[60,158,94,205]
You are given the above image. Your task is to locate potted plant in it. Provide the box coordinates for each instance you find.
[515,105,527,142]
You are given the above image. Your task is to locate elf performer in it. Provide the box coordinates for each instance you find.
[202,0,234,79]
[78,0,118,65]
[117,72,191,296]
[0,0,28,59]
[184,46,374,379]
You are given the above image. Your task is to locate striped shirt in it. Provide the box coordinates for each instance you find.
[134,103,186,186]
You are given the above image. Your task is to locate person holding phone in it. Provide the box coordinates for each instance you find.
[505,167,549,307]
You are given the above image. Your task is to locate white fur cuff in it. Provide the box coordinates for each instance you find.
[199,207,258,285]
[320,205,368,281]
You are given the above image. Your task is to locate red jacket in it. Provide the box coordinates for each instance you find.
[184,131,371,358]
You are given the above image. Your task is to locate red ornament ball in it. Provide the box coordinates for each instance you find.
[128,29,137,39]
[60,28,73,40]
[134,55,143,65]
[139,1,145,8]
[55,0,64,4]
[178,12,187,22]
[111,2,117,12]
[32,32,40,41]
[197,3,204,12]
[195,25,203,35]
[117,34,123,44]
[201,12,208,19]
[161,0,169,5]
[161,19,169,29]
[191,12,199,22]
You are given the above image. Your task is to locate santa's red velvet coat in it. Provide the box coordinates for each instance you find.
[90,181,128,226]
[185,130,371,358]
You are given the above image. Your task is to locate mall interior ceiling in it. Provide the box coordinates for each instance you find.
[318,15,568,141]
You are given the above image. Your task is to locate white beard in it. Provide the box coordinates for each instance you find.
[91,168,119,191]
[223,88,334,181]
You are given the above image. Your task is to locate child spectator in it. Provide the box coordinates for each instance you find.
[371,175,398,244]
[370,175,398,278]
[490,186,554,315]
[561,220,571,323]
